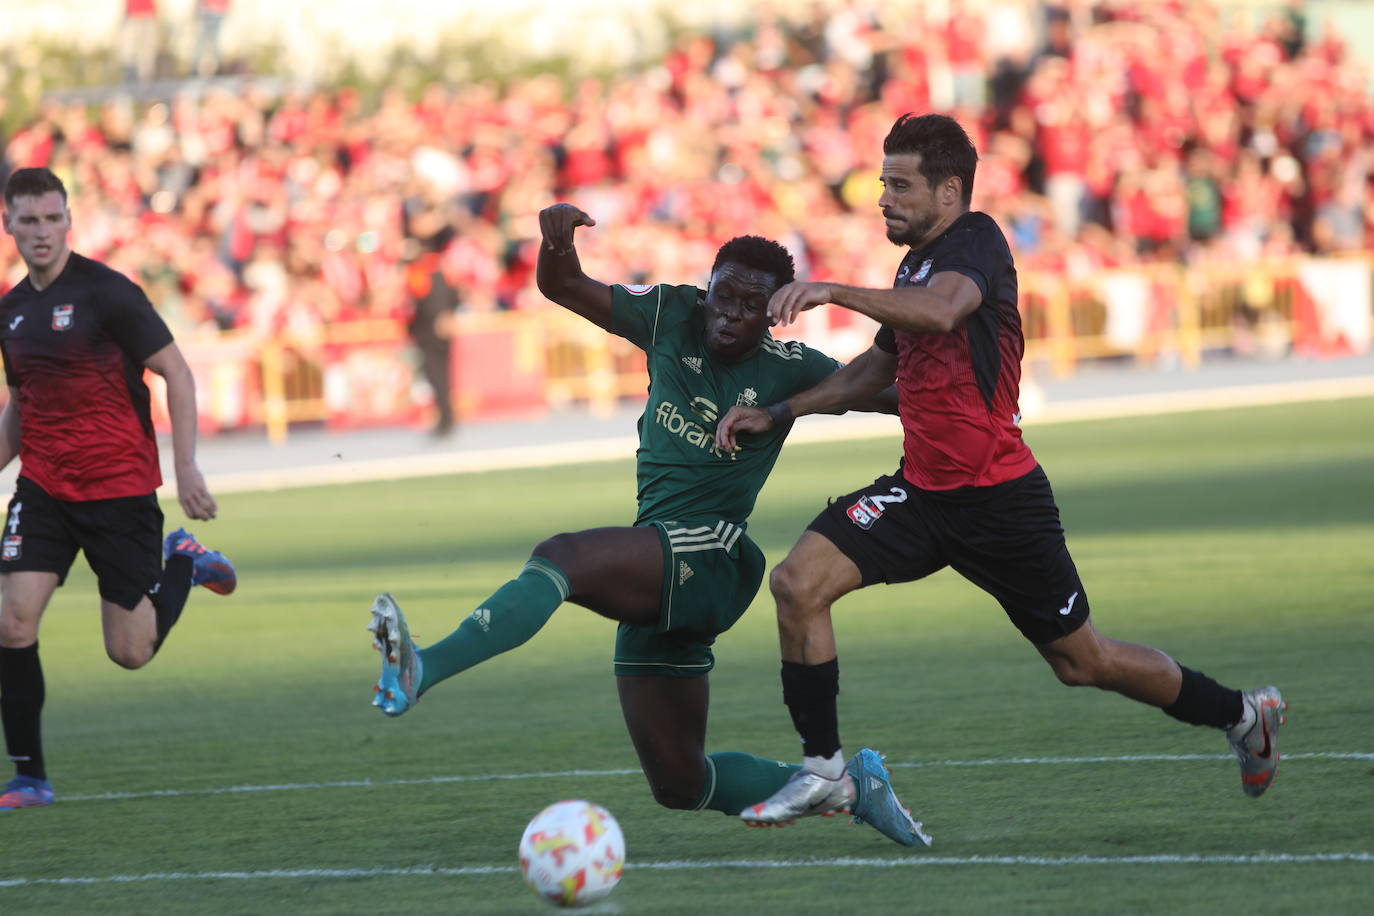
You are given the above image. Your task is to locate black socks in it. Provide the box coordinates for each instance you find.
[781,658,841,759]
[1163,664,1245,729]
[152,554,195,653]
[0,643,46,780]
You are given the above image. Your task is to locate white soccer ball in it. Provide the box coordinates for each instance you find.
[518,799,626,908]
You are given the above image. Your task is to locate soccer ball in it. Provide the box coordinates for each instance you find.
[518,799,626,908]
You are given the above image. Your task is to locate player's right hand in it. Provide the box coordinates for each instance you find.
[767,281,833,327]
[714,405,772,452]
[175,463,218,521]
[539,204,596,255]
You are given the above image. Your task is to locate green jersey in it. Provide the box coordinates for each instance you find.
[610,282,840,527]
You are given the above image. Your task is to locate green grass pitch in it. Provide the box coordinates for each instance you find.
[2,398,1372,914]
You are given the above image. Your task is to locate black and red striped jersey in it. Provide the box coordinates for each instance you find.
[875,211,1037,490]
[0,253,173,501]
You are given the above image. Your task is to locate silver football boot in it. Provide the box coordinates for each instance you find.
[740,769,855,826]
[368,593,423,717]
[1226,686,1286,797]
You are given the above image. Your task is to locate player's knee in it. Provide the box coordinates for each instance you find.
[650,784,697,811]
[636,760,705,810]
[531,533,578,570]
[0,615,37,648]
[769,560,814,612]
[106,642,152,670]
[1046,653,1105,688]
[646,776,698,811]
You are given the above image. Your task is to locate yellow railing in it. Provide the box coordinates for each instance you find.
[1019,255,1367,376]
[200,254,1369,442]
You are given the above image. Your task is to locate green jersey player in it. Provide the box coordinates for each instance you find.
[366,203,928,846]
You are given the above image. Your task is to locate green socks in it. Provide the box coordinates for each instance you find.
[417,557,570,695]
[693,752,801,815]
[417,559,797,819]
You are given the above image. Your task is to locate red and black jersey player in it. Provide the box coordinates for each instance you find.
[0,167,237,811]
[716,114,1286,825]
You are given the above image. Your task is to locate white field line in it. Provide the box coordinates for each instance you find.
[204,374,1374,494]
[1,853,1371,890]
[60,752,1374,804]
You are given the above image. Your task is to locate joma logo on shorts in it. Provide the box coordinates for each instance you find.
[846,487,908,529]
[655,400,727,458]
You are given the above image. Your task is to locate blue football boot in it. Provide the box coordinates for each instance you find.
[165,528,237,595]
[847,748,932,847]
[368,593,423,717]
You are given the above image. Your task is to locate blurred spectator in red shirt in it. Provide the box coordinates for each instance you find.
[0,0,1369,348]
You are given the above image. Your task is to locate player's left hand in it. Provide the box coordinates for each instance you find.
[767,281,833,327]
[714,405,772,452]
[539,203,596,255]
[175,464,218,521]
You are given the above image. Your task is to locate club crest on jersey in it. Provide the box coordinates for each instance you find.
[736,387,758,407]
[52,304,74,331]
[913,259,933,282]
[2,535,20,561]
[845,486,908,530]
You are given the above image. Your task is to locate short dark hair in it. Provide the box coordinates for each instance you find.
[882,113,978,207]
[4,168,67,207]
[711,235,796,288]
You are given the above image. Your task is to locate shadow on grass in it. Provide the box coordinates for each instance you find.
[225,451,1373,576]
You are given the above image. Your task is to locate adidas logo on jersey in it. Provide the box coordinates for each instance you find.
[682,356,703,373]
[470,608,491,632]
[678,561,694,585]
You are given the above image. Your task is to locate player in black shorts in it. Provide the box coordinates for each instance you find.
[364,203,931,847]
[715,114,1285,825]
[0,168,237,810]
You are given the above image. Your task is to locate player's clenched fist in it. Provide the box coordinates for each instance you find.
[539,203,597,255]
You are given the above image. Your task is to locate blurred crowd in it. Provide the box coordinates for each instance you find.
[1,0,1371,344]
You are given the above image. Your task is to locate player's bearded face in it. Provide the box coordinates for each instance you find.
[879,154,939,247]
[703,263,778,363]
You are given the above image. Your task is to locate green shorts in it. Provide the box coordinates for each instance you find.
[613,519,766,678]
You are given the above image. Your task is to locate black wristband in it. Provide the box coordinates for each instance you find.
[766,401,793,427]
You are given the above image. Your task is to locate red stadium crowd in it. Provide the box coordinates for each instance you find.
[1,0,1370,344]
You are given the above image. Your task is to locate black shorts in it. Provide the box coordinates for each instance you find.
[807,465,1088,644]
[1,476,164,611]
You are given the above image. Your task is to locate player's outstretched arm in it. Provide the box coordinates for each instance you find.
[770,271,982,333]
[536,203,614,331]
[715,345,897,451]
[144,342,218,521]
